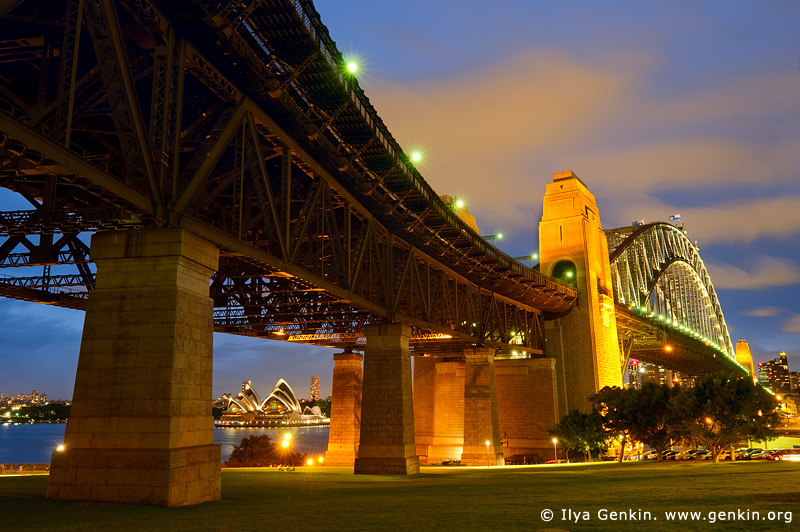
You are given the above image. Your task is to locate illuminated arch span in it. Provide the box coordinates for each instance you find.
[608,222,734,361]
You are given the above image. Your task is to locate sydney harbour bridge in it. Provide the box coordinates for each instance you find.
[0,0,746,506]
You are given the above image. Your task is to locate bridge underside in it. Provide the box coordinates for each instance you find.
[0,0,577,357]
[616,307,746,377]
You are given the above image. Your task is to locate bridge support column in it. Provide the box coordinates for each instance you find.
[354,323,419,475]
[495,357,559,462]
[414,357,465,464]
[461,348,504,466]
[413,356,435,463]
[325,351,362,466]
[47,229,220,506]
[540,171,623,413]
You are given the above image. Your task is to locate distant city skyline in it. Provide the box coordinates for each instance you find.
[1,0,799,399]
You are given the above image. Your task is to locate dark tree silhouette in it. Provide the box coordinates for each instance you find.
[549,409,607,462]
[675,376,780,462]
[223,435,307,467]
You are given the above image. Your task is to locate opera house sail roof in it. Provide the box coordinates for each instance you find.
[218,379,327,426]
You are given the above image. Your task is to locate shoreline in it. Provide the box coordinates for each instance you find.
[0,420,66,424]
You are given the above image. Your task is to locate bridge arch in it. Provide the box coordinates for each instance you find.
[608,222,734,360]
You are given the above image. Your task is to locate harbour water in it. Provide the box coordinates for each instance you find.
[0,423,330,464]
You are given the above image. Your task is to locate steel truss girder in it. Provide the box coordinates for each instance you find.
[0,0,568,353]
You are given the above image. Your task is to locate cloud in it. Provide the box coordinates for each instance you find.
[706,257,800,290]
[742,307,782,317]
[363,48,800,239]
[609,195,800,244]
[581,139,800,196]
[783,315,800,333]
[363,49,643,232]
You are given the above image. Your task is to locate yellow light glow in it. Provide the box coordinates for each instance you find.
[664,345,673,352]
[318,456,324,464]
[455,200,464,208]
[347,61,358,73]
[307,458,313,466]
[552,438,558,444]
[284,433,291,440]
[281,440,289,448]
[411,151,422,162]
[56,444,65,452]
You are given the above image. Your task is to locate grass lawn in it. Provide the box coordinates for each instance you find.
[1,461,799,531]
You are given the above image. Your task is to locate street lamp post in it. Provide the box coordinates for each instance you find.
[485,440,491,468]
[282,433,291,468]
[552,437,558,463]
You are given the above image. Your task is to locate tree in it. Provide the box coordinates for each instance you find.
[591,386,637,462]
[549,409,607,462]
[593,383,685,462]
[223,435,307,467]
[675,375,780,462]
[626,382,684,460]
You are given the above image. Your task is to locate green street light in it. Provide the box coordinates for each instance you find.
[346,61,358,74]
[411,151,422,162]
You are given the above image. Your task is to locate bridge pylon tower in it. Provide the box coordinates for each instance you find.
[539,171,623,414]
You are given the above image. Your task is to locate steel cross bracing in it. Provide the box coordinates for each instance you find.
[607,223,743,376]
[0,0,577,355]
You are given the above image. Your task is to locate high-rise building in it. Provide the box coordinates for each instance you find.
[310,376,320,401]
[627,360,691,389]
[32,390,40,404]
[627,360,645,389]
[758,352,791,393]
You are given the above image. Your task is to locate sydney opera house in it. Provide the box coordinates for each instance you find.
[217,379,328,426]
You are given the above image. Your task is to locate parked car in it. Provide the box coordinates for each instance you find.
[642,450,658,460]
[752,449,779,460]
[693,450,710,460]
[679,450,707,460]
[739,448,764,460]
[767,449,800,461]
[662,450,679,460]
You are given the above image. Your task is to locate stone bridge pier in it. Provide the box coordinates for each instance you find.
[47,229,221,506]
[325,351,363,466]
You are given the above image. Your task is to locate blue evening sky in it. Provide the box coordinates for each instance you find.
[1,1,798,400]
